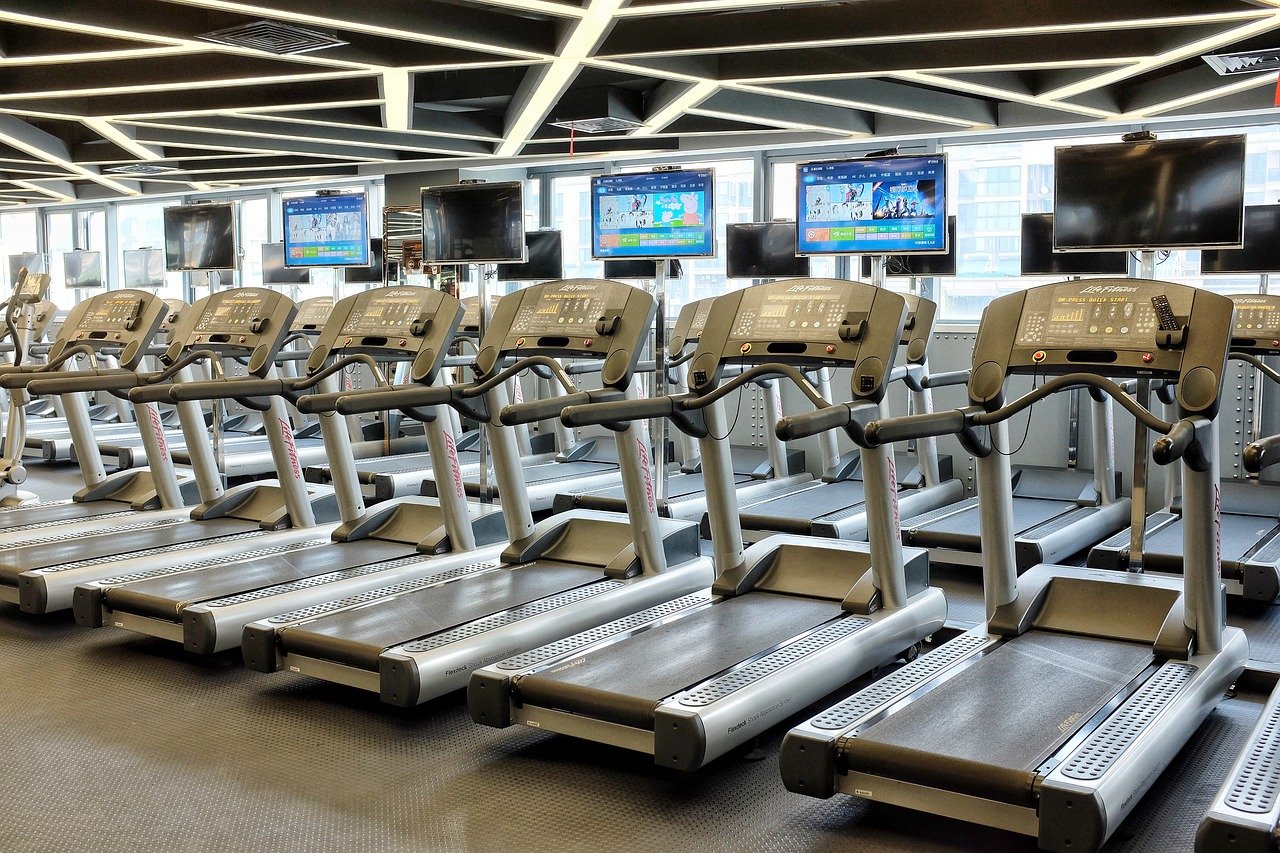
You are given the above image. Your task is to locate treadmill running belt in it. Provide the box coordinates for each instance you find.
[1144,514,1278,566]
[374,452,477,476]
[102,540,413,621]
[278,562,603,670]
[0,517,256,580]
[515,593,845,730]
[740,481,870,529]
[469,460,614,488]
[0,501,125,530]
[842,631,1151,806]
[570,472,750,505]
[912,497,1074,539]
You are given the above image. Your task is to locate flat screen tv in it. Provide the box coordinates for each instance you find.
[344,239,386,284]
[797,153,948,256]
[164,203,237,270]
[62,251,103,289]
[602,259,683,279]
[8,253,44,287]
[1053,135,1246,251]
[122,249,166,287]
[1200,204,1280,274]
[726,222,809,279]
[859,216,958,277]
[283,191,370,267]
[262,243,310,285]
[591,169,715,260]
[421,181,525,264]
[498,231,563,282]
[1020,213,1129,276]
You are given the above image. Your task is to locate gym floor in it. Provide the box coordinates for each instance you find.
[1,465,1274,852]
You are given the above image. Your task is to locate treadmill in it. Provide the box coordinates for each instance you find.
[72,286,507,655]
[7,288,340,616]
[896,330,1132,569]
[550,295,809,521]
[1088,292,1280,601]
[241,278,710,705]
[1198,427,1280,851]
[0,291,205,538]
[469,278,947,771]
[732,293,962,540]
[780,278,1247,852]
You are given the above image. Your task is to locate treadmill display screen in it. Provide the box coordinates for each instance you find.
[514,285,609,336]
[1014,284,1192,351]
[341,289,428,336]
[1230,295,1280,341]
[294,297,333,329]
[78,294,148,332]
[195,293,272,333]
[731,282,853,342]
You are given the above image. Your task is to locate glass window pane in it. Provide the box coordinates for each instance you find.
[45,211,75,309]
[0,211,40,287]
[552,174,603,281]
[239,197,270,287]
[117,201,185,299]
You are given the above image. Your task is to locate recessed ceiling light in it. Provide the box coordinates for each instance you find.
[1203,49,1280,75]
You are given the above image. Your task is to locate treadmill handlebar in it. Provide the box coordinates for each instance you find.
[502,390,611,426]
[167,377,289,403]
[923,368,970,389]
[329,384,448,415]
[1245,433,1280,475]
[560,394,680,429]
[775,403,855,441]
[864,408,969,445]
[25,369,141,395]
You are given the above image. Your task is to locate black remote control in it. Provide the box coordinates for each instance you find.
[1151,295,1179,331]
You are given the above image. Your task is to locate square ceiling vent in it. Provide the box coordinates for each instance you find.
[104,163,180,175]
[198,20,349,55]
[1203,49,1280,76]
[548,86,646,134]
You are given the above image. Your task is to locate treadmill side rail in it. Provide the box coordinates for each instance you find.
[1197,673,1280,852]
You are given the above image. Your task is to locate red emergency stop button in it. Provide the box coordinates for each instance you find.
[1142,352,1154,364]
[1031,350,1046,363]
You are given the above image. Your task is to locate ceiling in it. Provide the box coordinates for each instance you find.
[2,0,1280,206]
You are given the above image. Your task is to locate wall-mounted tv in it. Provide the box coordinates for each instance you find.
[421,181,525,264]
[726,222,809,279]
[283,190,370,267]
[602,259,683,280]
[62,251,103,289]
[262,243,310,285]
[797,153,948,256]
[1200,204,1280,275]
[859,216,958,278]
[497,231,563,282]
[1053,135,1246,251]
[1020,213,1129,276]
[123,249,166,287]
[7,253,45,287]
[344,238,386,284]
[164,203,237,271]
[591,169,715,260]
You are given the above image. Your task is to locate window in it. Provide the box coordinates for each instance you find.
[525,178,542,232]
[44,211,75,308]
[0,211,40,287]
[663,158,755,315]
[239,197,270,287]
[117,202,185,299]
[551,174,602,282]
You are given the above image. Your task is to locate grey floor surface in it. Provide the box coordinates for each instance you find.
[0,464,1272,852]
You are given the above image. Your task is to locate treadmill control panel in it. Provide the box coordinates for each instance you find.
[972,279,1236,418]
[670,296,715,354]
[690,278,909,403]
[1229,294,1280,354]
[309,286,464,383]
[172,288,297,376]
[481,279,655,390]
[293,296,333,333]
[51,289,170,370]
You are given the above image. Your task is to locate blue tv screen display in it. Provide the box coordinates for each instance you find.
[591,170,715,259]
[797,154,948,255]
[283,192,370,267]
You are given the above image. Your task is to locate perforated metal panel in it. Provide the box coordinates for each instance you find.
[498,592,711,671]
[0,509,133,535]
[1224,698,1280,813]
[267,561,501,624]
[96,538,329,586]
[1061,663,1196,781]
[7,516,185,550]
[42,531,272,574]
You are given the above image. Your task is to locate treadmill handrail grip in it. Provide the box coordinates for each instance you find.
[922,368,971,389]
[775,403,856,441]
[25,369,141,396]
[559,393,683,429]
[500,390,621,426]
[1245,433,1280,474]
[1153,416,1214,471]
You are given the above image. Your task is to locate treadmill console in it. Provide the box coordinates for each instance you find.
[480,279,656,390]
[50,289,171,370]
[160,299,186,335]
[901,294,938,365]
[460,296,499,336]
[1228,294,1280,355]
[293,296,334,334]
[307,286,464,382]
[972,278,1236,418]
[670,296,716,354]
[170,287,298,377]
[15,272,49,304]
[690,278,909,404]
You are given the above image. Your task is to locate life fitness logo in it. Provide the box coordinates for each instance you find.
[145,405,169,462]
[1213,484,1223,582]
[887,452,900,529]
[512,378,524,405]
[279,418,302,480]
[443,431,465,499]
[637,438,656,513]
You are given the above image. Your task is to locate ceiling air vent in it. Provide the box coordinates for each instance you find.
[103,163,180,175]
[548,86,645,134]
[198,20,349,55]
[1203,49,1280,76]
